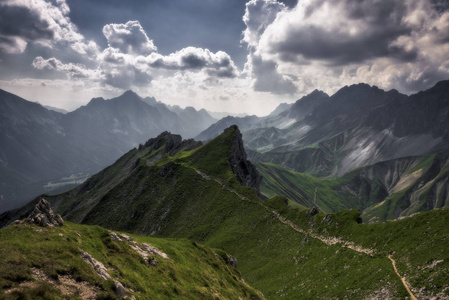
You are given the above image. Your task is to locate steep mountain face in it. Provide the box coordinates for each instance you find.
[199,81,449,178]
[195,115,260,141]
[257,153,449,222]
[2,126,449,299]
[0,89,216,213]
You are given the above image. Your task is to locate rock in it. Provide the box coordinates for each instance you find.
[308,207,319,216]
[141,243,169,259]
[118,234,133,242]
[227,254,238,268]
[80,251,110,280]
[114,280,127,299]
[227,126,262,191]
[148,258,158,266]
[26,198,64,227]
[109,232,122,242]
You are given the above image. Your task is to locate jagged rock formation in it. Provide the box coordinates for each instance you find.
[144,131,202,156]
[227,125,262,191]
[25,198,64,227]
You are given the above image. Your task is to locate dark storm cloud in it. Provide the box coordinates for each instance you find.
[0,5,53,53]
[267,0,418,65]
[0,5,53,40]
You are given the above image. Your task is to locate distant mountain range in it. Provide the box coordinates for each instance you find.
[195,80,449,221]
[0,89,216,212]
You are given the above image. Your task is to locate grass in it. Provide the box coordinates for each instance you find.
[263,198,449,298]
[0,222,261,299]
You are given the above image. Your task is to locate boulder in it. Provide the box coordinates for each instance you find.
[26,198,64,227]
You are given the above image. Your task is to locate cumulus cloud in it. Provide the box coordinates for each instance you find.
[241,0,285,47]
[241,0,297,94]
[32,56,96,79]
[242,0,449,95]
[0,0,98,55]
[103,21,157,56]
[135,47,238,78]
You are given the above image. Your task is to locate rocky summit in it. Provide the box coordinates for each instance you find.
[22,198,64,227]
[227,125,262,191]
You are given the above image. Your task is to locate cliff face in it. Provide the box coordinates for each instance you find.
[227,125,262,191]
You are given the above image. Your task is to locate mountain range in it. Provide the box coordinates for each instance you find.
[196,80,449,221]
[1,126,448,299]
[0,89,216,213]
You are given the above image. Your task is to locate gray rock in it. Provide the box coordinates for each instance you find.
[26,198,64,227]
[80,251,110,280]
[114,280,127,299]
[227,254,238,268]
[227,125,262,192]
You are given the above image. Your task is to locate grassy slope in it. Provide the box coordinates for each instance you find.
[51,127,407,299]
[256,162,349,213]
[0,222,261,299]
[258,155,449,223]
[266,198,449,298]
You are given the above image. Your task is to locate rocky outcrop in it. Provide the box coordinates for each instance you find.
[25,198,64,227]
[80,251,111,280]
[227,125,262,191]
[144,131,202,156]
[227,255,238,268]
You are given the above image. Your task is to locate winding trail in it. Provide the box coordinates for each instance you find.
[388,255,417,300]
[195,168,416,296]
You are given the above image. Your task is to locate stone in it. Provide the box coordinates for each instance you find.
[114,280,127,299]
[227,254,238,268]
[308,207,319,216]
[26,198,64,227]
[109,232,122,242]
[80,251,110,280]
[227,126,262,192]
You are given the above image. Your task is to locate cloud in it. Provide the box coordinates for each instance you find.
[241,0,286,47]
[242,0,449,95]
[241,0,297,95]
[102,21,157,56]
[136,47,238,78]
[32,56,96,79]
[0,0,98,55]
[260,0,418,65]
[250,54,297,94]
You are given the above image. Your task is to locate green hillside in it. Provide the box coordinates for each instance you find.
[0,222,261,299]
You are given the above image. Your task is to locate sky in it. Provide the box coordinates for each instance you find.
[0,0,448,115]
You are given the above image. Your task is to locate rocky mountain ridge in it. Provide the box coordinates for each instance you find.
[0,89,216,213]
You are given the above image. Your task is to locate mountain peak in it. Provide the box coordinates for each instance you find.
[121,90,141,98]
[227,125,262,191]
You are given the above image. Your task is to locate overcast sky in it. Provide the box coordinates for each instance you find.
[0,0,448,115]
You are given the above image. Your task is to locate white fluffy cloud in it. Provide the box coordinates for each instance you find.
[32,56,97,80]
[135,47,238,78]
[0,0,98,55]
[243,0,449,95]
[103,21,157,56]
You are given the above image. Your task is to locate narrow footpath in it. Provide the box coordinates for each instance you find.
[195,168,417,298]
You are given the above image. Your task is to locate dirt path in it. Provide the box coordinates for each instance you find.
[388,255,417,300]
[195,168,418,296]
[195,168,374,255]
